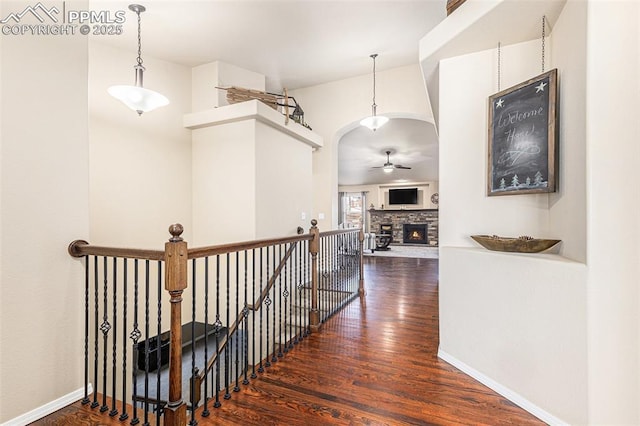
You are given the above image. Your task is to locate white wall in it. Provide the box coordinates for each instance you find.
[438,39,558,250]
[437,0,640,423]
[191,118,313,245]
[0,1,90,421]
[291,65,432,231]
[191,120,257,246]
[255,122,313,238]
[437,9,591,423]
[89,42,193,247]
[585,1,640,423]
[549,0,587,263]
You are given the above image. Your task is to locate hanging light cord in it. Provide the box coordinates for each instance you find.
[497,41,501,91]
[371,53,378,110]
[541,15,546,73]
[136,9,143,67]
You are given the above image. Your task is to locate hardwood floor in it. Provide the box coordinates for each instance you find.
[34,256,544,426]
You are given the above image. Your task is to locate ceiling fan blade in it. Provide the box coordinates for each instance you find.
[395,165,411,169]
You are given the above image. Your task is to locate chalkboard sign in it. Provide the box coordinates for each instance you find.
[487,69,558,196]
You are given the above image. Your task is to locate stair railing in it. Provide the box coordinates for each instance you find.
[68,220,364,426]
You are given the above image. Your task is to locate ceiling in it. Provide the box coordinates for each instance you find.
[339,118,439,186]
[91,0,448,186]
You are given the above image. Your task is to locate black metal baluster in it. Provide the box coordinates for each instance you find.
[287,245,294,351]
[242,250,250,386]
[130,259,141,426]
[224,253,231,400]
[92,256,99,409]
[295,242,302,344]
[335,235,339,312]
[250,248,257,379]
[214,255,221,408]
[100,256,110,413]
[120,259,129,421]
[282,244,289,353]
[234,252,240,392]
[189,259,197,426]
[271,246,278,364]
[110,258,119,417]
[305,240,310,336]
[264,247,271,368]
[319,239,324,322]
[202,256,210,418]
[144,260,151,426]
[156,261,162,426]
[82,255,90,405]
[258,248,264,373]
[143,260,150,426]
[278,244,284,358]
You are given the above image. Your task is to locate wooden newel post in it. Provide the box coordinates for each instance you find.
[163,224,187,426]
[309,219,320,332]
[358,227,365,297]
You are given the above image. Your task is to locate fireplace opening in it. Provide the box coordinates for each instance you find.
[403,224,428,244]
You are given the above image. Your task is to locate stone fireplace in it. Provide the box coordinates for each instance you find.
[403,224,428,244]
[369,208,438,246]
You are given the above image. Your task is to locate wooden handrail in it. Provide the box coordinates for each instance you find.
[196,241,300,381]
[67,221,364,424]
[187,234,312,259]
[68,240,165,261]
[318,228,360,238]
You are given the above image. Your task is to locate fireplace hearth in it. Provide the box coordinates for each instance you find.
[403,224,428,244]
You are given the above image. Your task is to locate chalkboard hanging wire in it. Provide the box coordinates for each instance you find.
[497,41,501,91]
[541,15,546,73]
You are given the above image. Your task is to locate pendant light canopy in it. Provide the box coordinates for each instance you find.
[360,53,388,131]
[108,4,169,115]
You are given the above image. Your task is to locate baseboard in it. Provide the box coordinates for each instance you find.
[1,384,92,426]
[437,349,567,426]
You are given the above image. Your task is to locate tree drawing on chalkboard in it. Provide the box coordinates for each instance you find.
[534,171,544,186]
[487,69,558,196]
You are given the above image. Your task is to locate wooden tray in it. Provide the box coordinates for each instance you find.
[471,235,561,253]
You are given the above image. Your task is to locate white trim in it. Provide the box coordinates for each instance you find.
[437,349,567,426]
[1,384,92,426]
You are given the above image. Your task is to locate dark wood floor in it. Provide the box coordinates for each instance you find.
[35,256,544,426]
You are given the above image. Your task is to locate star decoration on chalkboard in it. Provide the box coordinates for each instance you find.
[535,81,547,93]
[495,98,504,108]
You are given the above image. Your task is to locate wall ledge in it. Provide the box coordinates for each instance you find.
[437,349,568,425]
[183,99,323,149]
[440,245,585,265]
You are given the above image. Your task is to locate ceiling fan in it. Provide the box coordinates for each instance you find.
[372,150,411,173]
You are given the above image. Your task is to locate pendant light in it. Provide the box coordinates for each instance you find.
[108,4,169,115]
[360,54,388,131]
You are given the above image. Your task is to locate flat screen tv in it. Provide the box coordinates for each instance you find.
[389,188,418,205]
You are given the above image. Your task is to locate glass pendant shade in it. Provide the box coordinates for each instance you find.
[383,165,394,173]
[361,54,388,131]
[108,4,169,115]
[108,83,169,115]
[360,112,389,131]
